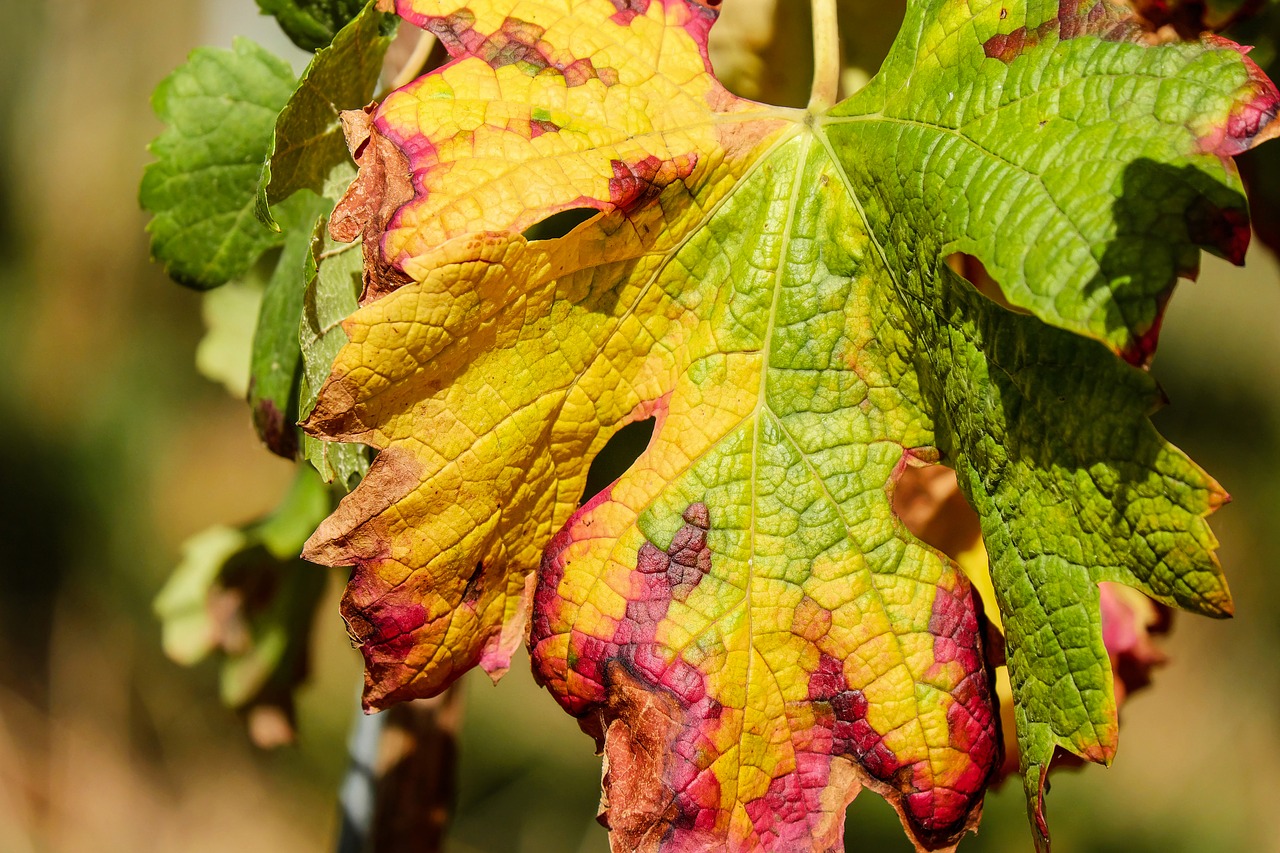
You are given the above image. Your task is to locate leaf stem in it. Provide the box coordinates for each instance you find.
[808,0,841,111]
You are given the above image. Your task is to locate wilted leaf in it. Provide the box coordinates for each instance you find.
[257,1,398,229]
[303,1,1274,849]
[258,0,369,50]
[156,467,332,746]
[141,39,299,290]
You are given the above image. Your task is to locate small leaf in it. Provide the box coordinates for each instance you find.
[249,195,331,458]
[257,0,368,51]
[141,38,296,290]
[155,467,333,746]
[257,1,398,229]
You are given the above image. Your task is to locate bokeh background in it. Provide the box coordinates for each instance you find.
[0,1,1278,851]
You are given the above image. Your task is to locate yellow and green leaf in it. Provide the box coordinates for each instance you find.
[301,0,1276,849]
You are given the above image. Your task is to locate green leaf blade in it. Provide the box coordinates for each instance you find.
[299,188,370,490]
[827,0,1275,358]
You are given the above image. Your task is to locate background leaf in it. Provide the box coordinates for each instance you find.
[155,467,333,748]
[257,0,368,51]
[140,38,296,290]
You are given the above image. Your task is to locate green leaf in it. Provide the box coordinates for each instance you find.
[827,1,1268,359]
[912,263,1229,844]
[155,467,333,746]
[249,194,331,458]
[300,166,370,490]
[141,38,297,290]
[257,0,368,51]
[257,1,397,229]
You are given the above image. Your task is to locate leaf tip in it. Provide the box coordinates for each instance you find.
[1196,35,1280,160]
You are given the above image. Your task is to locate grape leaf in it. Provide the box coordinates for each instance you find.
[301,0,1276,849]
[257,1,398,230]
[258,0,369,50]
[141,38,298,290]
[155,467,332,747]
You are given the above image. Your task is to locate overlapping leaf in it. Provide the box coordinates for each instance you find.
[302,0,1275,849]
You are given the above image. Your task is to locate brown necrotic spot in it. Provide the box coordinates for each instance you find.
[462,561,485,605]
[529,118,560,138]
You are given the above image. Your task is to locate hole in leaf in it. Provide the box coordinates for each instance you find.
[521,208,598,242]
[891,461,981,561]
[462,560,484,604]
[579,417,657,506]
[945,252,1028,315]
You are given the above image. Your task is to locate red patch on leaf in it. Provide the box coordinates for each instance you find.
[1196,37,1280,159]
[607,0,651,25]
[744,763,830,849]
[984,27,1028,63]
[1120,293,1168,367]
[528,118,560,138]
[982,1,1137,65]
[806,654,903,783]
[342,583,428,665]
[608,154,699,212]
[416,11,621,87]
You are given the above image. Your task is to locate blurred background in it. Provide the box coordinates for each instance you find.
[0,1,1277,851]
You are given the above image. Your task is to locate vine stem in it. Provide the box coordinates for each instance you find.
[808,0,841,111]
